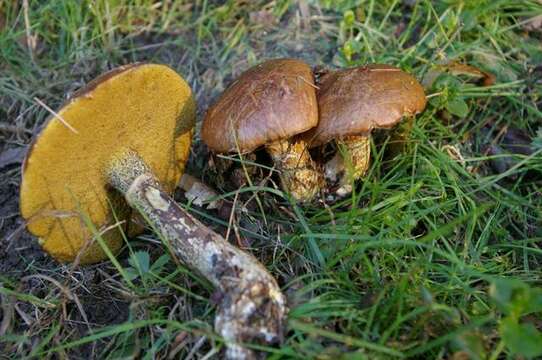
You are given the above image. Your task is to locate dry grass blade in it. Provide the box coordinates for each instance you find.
[33,97,79,134]
[22,0,36,62]
[0,292,15,336]
[21,274,92,332]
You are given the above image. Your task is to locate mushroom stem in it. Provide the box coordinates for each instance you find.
[324,135,370,196]
[266,138,323,202]
[108,151,287,360]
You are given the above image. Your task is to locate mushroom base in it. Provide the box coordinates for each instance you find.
[266,138,323,202]
[107,151,287,360]
[324,135,370,197]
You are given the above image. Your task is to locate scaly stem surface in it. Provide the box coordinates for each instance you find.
[324,135,370,197]
[266,137,323,202]
[107,151,287,360]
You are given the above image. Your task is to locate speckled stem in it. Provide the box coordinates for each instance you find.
[324,135,370,196]
[266,138,323,202]
[108,152,287,360]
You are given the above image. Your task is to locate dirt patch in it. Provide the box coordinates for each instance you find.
[1,167,132,357]
[0,179,49,274]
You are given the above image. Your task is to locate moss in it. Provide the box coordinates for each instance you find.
[20,64,195,264]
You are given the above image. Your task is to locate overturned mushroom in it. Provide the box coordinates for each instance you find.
[20,63,194,263]
[304,64,426,195]
[201,58,323,202]
[20,64,286,359]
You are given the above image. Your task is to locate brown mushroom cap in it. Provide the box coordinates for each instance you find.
[201,58,318,153]
[20,64,195,264]
[305,64,427,147]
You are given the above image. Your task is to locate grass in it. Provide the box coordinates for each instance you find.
[1,0,542,358]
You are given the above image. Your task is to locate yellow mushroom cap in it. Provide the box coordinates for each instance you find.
[20,64,196,264]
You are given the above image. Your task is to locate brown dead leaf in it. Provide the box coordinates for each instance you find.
[451,351,471,360]
[168,331,189,359]
[423,61,495,89]
[443,62,496,86]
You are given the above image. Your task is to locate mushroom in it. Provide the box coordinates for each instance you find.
[20,63,194,264]
[20,64,286,359]
[201,58,323,202]
[304,64,427,195]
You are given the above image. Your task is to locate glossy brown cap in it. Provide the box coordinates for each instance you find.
[201,58,318,153]
[305,64,426,147]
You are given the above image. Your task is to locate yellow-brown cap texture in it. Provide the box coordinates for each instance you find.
[20,64,195,264]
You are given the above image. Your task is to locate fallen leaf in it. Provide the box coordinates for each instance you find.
[423,61,495,89]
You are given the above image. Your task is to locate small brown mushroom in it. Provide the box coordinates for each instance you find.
[20,64,286,359]
[201,58,323,202]
[304,64,427,195]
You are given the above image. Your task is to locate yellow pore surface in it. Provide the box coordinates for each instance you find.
[20,64,195,264]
